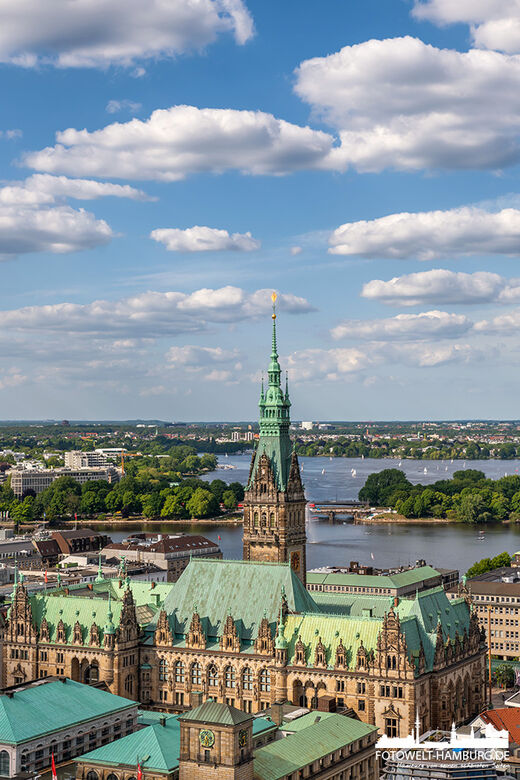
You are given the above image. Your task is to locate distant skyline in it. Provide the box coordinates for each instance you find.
[2,0,520,420]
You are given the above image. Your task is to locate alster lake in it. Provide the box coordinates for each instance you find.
[102,454,520,575]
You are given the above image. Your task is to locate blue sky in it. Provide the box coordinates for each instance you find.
[2,0,520,420]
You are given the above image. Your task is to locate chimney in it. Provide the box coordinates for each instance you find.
[393,596,399,608]
[159,715,166,727]
[190,690,204,708]
[270,701,285,726]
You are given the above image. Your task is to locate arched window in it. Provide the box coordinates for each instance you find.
[0,751,9,776]
[269,513,275,528]
[90,661,99,683]
[242,667,253,690]
[106,774,118,780]
[260,668,271,692]
[191,663,201,686]
[225,666,236,688]
[175,660,185,683]
[159,658,168,681]
[253,512,259,528]
[261,513,267,526]
[124,675,133,694]
[86,772,99,780]
[208,664,218,687]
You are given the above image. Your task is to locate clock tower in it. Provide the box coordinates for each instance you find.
[178,699,254,780]
[242,293,307,583]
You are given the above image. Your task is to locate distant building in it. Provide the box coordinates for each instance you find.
[103,534,222,582]
[301,421,314,430]
[52,528,111,555]
[306,565,444,598]
[10,466,119,497]
[0,677,137,778]
[64,451,110,468]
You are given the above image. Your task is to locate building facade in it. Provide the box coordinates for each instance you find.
[242,294,307,584]
[10,466,119,497]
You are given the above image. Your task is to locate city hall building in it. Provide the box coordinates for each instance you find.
[1,303,488,739]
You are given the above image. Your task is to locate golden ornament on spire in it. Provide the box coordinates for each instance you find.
[271,291,277,319]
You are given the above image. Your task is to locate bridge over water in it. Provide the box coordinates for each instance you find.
[307,501,372,523]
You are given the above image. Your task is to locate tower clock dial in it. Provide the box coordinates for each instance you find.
[199,729,215,748]
[238,729,248,747]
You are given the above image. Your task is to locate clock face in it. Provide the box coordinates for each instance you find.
[199,729,215,748]
[238,729,248,747]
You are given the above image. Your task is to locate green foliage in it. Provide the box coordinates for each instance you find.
[186,488,219,518]
[494,663,515,688]
[222,490,238,511]
[466,552,511,578]
[358,469,412,505]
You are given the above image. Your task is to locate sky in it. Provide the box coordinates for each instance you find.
[3,0,520,421]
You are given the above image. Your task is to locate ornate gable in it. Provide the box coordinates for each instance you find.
[254,615,274,655]
[73,620,83,645]
[154,609,173,647]
[335,638,347,669]
[220,615,240,652]
[294,635,306,665]
[186,608,206,649]
[90,622,100,646]
[314,636,327,667]
[116,586,139,644]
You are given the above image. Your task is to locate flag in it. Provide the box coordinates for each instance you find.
[44,570,48,584]
[51,753,57,780]
[137,761,142,780]
[74,513,77,520]
[370,552,374,561]
[218,535,221,541]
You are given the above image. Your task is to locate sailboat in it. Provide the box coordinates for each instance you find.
[351,469,357,477]
[321,468,325,475]
[423,467,428,474]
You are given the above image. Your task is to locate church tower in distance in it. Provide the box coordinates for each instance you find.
[242,292,307,584]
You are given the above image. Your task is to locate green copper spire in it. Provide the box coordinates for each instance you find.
[104,590,115,635]
[95,552,104,583]
[248,292,293,491]
[275,590,288,650]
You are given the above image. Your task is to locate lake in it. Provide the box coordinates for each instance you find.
[107,454,520,575]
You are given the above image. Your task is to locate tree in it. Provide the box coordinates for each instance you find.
[141,492,163,518]
[161,494,189,519]
[358,469,412,506]
[187,488,219,518]
[209,479,227,502]
[466,552,511,578]
[200,453,218,470]
[495,663,515,688]
[222,490,238,511]
[228,482,245,502]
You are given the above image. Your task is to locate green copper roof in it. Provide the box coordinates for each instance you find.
[76,714,180,773]
[248,301,293,492]
[254,714,377,780]
[179,699,251,726]
[0,679,135,744]
[28,579,174,643]
[281,711,336,733]
[157,558,319,641]
[306,566,440,590]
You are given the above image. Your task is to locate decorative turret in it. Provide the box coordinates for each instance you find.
[103,591,116,642]
[242,292,307,583]
[95,553,104,583]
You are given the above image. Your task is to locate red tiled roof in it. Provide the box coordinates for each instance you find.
[481,708,520,744]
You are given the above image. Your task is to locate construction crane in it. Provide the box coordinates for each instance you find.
[120,450,141,475]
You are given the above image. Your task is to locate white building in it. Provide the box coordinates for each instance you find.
[64,451,110,468]
[10,466,119,497]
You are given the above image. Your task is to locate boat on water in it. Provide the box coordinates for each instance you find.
[423,467,428,474]
[321,468,325,475]
[351,469,357,477]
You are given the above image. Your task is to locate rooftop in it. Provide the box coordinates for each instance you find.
[306,565,441,590]
[179,699,251,726]
[0,679,135,744]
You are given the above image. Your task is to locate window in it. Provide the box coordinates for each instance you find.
[175,692,184,705]
[336,680,345,692]
[159,690,168,701]
[40,650,48,661]
[124,675,133,694]
[225,666,236,688]
[208,664,218,687]
[385,718,398,738]
[175,660,185,683]
[253,513,259,527]
[0,751,9,776]
[191,663,201,687]
[358,700,365,712]
[56,652,64,663]
[159,658,168,681]
[387,655,397,670]
[242,667,253,690]
[269,513,275,528]
[357,682,366,694]
[260,668,271,692]
[86,772,99,780]
[106,774,118,780]
[380,685,391,697]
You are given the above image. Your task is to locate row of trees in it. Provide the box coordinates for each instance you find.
[296,437,520,460]
[0,474,244,522]
[466,552,511,578]
[359,468,520,523]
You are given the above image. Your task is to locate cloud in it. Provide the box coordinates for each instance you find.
[106,100,142,115]
[287,341,480,381]
[23,106,335,181]
[166,345,240,367]
[475,308,520,333]
[0,368,27,390]
[0,174,150,205]
[0,286,313,337]
[0,130,22,140]
[0,203,112,260]
[331,311,472,341]
[0,0,254,68]
[329,206,520,260]
[290,246,302,255]
[294,36,520,171]
[412,1,520,54]
[150,226,260,252]
[361,269,520,306]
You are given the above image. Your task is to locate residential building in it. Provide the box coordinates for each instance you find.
[0,677,137,778]
[64,451,110,468]
[10,466,119,497]
[102,534,222,582]
[52,529,111,555]
[470,708,520,778]
[447,568,520,660]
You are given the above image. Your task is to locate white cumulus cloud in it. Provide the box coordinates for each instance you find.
[331,311,472,341]
[329,206,520,260]
[0,174,150,205]
[106,100,142,115]
[295,37,520,171]
[361,269,520,306]
[413,1,520,54]
[24,106,335,182]
[0,0,254,68]
[150,226,260,252]
[475,308,520,333]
